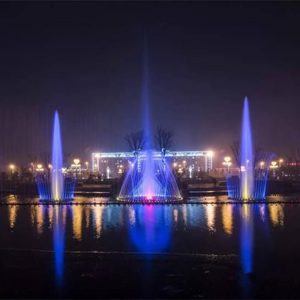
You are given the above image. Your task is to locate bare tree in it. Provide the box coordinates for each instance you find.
[125,130,145,155]
[155,127,173,156]
[230,141,273,167]
[294,147,300,162]
[230,141,240,166]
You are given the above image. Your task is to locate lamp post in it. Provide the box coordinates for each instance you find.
[9,164,15,177]
[8,164,16,192]
[270,161,278,178]
[222,156,232,173]
[73,158,80,178]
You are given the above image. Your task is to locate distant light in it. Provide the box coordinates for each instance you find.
[224,156,231,163]
[240,165,246,172]
[9,164,15,171]
[207,151,214,157]
[36,164,44,172]
[48,164,52,169]
[73,158,80,165]
[279,158,284,164]
[270,161,278,169]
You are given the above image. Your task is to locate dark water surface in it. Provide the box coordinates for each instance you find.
[0,195,299,298]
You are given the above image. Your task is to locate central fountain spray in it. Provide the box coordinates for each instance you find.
[118,40,181,202]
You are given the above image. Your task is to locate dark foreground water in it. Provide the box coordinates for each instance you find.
[0,195,299,298]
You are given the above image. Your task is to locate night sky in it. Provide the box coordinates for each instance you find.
[0,2,300,167]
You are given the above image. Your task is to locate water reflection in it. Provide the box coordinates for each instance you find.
[269,204,284,226]
[128,205,171,253]
[205,204,216,232]
[240,205,253,274]
[53,206,67,288]
[8,205,18,229]
[85,206,90,228]
[31,205,45,235]
[222,204,233,235]
[92,205,104,238]
[72,205,83,241]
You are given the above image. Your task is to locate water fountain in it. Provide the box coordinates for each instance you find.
[51,111,64,200]
[226,97,272,200]
[36,111,75,201]
[118,44,181,202]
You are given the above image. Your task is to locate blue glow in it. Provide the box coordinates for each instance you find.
[118,40,181,201]
[51,111,64,200]
[226,98,272,200]
[240,97,254,199]
[53,206,65,288]
[35,111,75,201]
[240,206,253,274]
[119,156,181,201]
[128,205,171,253]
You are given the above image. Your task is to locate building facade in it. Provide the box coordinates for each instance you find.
[91,150,213,179]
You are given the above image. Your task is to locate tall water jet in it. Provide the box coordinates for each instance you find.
[118,39,181,201]
[51,111,64,201]
[35,111,75,201]
[240,97,254,200]
[226,97,272,200]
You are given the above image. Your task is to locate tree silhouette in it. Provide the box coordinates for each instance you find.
[155,127,173,156]
[125,130,145,155]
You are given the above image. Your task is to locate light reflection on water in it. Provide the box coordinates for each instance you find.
[0,195,293,295]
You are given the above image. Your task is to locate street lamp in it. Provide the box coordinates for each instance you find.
[9,164,15,173]
[270,161,278,178]
[73,158,80,165]
[222,156,232,172]
[73,158,81,178]
[36,164,44,172]
[9,164,15,178]
[259,161,265,169]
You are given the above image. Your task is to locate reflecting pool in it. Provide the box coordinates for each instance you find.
[0,195,300,298]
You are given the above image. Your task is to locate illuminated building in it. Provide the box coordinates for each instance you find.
[91,150,213,178]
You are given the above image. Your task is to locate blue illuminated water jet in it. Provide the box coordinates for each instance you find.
[36,111,75,201]
[118,41,181,201]
[240,97,254,199]
[51,111,64,200]
[226,97,271,200]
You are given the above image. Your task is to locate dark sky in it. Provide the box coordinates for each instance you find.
[0,1,300,167]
